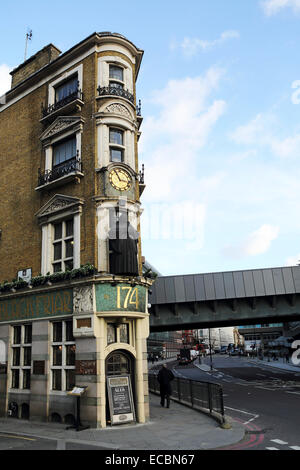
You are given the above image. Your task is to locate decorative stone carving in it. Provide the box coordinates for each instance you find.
[43,198,74,214]
[73,286,94,314]
[105,103,132,119]
[40,116,83,142]
[36,194,84,224]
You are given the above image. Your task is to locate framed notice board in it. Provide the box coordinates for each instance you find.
[107,375,136,425]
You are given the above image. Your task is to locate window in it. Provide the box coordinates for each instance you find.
[109,128,124,163]
[53,137,77,167]
[52,219,74,272]
[109,65,124,89]
[51,320,75,391]
[11,324,32,390]
[106,352,130,376]
[119,323,129,344]
[107,324,116,345]
[55,76,78,103]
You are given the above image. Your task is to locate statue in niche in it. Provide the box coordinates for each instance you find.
[108,211,139,276]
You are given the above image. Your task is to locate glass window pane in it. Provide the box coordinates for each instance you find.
[110,148,123,163]
[109,66,123,81]
[66,369,75,391]
[55,77,78,102]
[53,322,62,342]
[12,369,19,389]
[119,324,129,344]
[54,242,62,260]
[54,223,62,240]
[53,346,62,366]
[66,345,76,366]
[13,326,21,344]
[66,219,74,237]
[23,370,31,390]
[65,321,74,342]
[52,370,62,391]
[24,325,32,344]
[23,347,31,366]
[107,324,116,344]
[64,260,73,271]
[109,128,123,145]
[13,348,20,366]
[53,262,62,273]
[65,240,73,258]
[53,137,76,166]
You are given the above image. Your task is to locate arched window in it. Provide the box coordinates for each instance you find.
[106,352,131,376]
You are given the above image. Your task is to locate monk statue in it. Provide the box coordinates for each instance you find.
[108,212,139,276]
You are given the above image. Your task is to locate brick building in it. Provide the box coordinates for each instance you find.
[0,32,152,428]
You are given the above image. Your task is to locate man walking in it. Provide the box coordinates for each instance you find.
[157,364,174,408]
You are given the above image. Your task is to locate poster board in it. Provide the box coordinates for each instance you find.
[107,375,135,425]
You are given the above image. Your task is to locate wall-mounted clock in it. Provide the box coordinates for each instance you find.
[109,168,132,191]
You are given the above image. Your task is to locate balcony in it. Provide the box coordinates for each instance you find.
[36,156,83,191]
[41,90,84,122]
[139,164,145,196]
[97,85,134,105]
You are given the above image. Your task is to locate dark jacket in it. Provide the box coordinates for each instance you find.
[157,367,174,395]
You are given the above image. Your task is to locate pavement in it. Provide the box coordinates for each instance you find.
[248,355,300,373]
[1,356,296,450]
[0,358,246,451]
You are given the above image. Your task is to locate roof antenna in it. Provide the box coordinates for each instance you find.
[24,29,32,61]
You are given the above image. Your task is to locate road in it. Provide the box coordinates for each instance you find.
[172,355,300,451]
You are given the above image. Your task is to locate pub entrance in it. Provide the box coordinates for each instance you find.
[105,350,135,424]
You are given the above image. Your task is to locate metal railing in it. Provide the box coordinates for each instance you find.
[148,372,225,424]
[42,89,83,117]
[38,156,82,186]
[97,85,134,104]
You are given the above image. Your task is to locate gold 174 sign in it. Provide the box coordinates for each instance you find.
[95,283,146,313]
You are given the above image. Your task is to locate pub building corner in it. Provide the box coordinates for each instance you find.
[0,32,154,428]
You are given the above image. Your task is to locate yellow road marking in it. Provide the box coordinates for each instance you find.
[0,433,36,441]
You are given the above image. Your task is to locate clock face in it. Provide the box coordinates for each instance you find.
[109,168,132,191]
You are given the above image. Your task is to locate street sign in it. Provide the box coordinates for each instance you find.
[107,375,135,425]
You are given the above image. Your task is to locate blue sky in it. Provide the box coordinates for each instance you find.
[1,0,300,276]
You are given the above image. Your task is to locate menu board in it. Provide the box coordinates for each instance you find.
[107,376,135,425]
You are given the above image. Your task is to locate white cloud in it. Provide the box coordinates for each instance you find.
[140,67,226,203]
[261,0,300,16]
[243,224,279,255]
[179,30,240,56]
[223,224,279,258]
[230,112,300,158]
[285,253,300,265]
[0,64,11,97]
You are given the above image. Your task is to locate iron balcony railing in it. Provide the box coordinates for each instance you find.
[38,156,82,186]
[136,99,142,116]
[97,85,134,104]
[42,89,83,118]
[148,372,225,424]
[139,163,145,185]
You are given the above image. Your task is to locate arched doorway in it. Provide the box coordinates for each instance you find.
[105,350,135,424]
